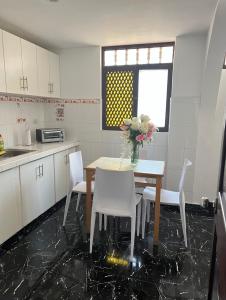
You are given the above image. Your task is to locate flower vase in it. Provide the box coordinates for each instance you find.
[131,143,139,164]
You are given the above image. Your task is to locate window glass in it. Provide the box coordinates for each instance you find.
[116,50,126,65]
[138,69,168,127]
[161,46,174,63]
[149,47,160,64]
[127,49,137,65]
[138,48,148,64]
[104,50,115,66]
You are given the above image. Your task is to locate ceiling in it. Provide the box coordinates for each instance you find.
[0,0,218,51]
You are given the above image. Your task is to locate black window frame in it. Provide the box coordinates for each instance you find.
[102,42,174,132]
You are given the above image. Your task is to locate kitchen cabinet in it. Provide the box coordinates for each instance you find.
[0,167,22,244]
[20,155,55,226]
[0,28,60,97]
[49,51,60,98]
[3,31,23,94]
[0,30,6,92]
[54,147,76,202]
[37,46,50,97]
[37,46,60,97]
[21,38,38,95]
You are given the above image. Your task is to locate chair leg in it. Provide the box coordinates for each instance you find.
[146,201,150,223]
[99,213,102,231]
[137,202,141,236]
[104,215,107,230]
[89,211,96,253]
[76,193,82,211]
[142,198,147,239]
[179,195,187,247]
[130,216,136,261]
[63,191,72,226]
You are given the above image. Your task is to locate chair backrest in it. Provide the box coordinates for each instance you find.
[93,167,137,215]
[178,158,192,193]
[68,151,84,189]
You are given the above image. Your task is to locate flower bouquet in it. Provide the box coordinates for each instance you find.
[120,115,157,164]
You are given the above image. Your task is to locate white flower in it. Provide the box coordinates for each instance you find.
[140,122,149,133]
[131,119,140,130]
[140,114,150,123]
[124,118,132,126]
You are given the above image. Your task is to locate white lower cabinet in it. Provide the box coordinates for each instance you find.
[20,155,55,226]
[54,147,76,202]
[0,167,22,244]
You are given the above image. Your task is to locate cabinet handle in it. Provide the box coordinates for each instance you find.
[20,77,25,90]
[51,83,54,94]
[36,166,40,179]
[41,164,44,176]
[25,77,28,90]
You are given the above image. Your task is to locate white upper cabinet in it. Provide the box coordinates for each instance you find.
[21,38,38,96]
[37,46,50,97]
[49,51,60,98]
[1,28,60,97]
[0,30,6,93]
[37,47,61,98]
[3,31,23,94]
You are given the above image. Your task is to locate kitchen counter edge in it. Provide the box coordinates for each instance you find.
[0,140,80,173]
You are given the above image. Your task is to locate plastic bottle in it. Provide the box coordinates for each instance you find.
[25,126,32,146]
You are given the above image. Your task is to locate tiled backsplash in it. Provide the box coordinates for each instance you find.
[0,94,99,147]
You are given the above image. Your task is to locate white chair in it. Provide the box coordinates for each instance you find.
[63,151,94,226]
[89,167,142,260]
[142,159,192,247]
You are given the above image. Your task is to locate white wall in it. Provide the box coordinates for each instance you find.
[193,0,226,203]
[0,101,45,147]
[60,47,101,98]
[167,34,207,203]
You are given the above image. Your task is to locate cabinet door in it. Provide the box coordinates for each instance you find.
[37,46,50,97]
[20,155,55,226]
[21,39,38,96]
[3,31,23,94]
[0,30,6,92]
[49,51,60,98]
[0,168,22,244]
[54,150,68,202]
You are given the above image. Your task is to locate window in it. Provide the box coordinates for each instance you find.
[102,43,174,131]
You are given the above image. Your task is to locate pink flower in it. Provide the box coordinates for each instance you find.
[136,134,145,142]
[146,132,153,140]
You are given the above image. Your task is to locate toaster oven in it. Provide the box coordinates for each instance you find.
[36,128,65,143]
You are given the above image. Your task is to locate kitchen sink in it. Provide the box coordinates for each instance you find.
[0,149,36,160]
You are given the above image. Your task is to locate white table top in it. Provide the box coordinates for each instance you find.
[86,157,165,177]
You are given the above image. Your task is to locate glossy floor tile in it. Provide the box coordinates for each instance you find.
[0,195,214,300]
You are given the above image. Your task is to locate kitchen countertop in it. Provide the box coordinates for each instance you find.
[0,140,80,173]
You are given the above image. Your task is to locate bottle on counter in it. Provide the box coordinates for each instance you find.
[25,125,32,146]
[0,134,4,152]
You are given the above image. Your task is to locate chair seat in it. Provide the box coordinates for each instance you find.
[72,181,95,193]
[143,187,180,206]
[95,194,142,217]
[135,176,148,184]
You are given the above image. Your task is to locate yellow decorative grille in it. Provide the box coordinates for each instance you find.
[105,71,134,127]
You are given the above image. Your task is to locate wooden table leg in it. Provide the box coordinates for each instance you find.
[153,177,162,244]
[85,169,93,233]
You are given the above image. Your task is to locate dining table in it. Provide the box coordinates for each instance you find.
[85,157,165,245]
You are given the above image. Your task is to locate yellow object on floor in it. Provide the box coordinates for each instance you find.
[0,150,6,156]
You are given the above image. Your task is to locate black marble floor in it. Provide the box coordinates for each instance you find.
[0,195,214,300]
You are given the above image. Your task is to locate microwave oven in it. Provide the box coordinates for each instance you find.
[36,128,65,143]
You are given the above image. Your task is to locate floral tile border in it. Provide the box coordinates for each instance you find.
[0,94,100,104]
